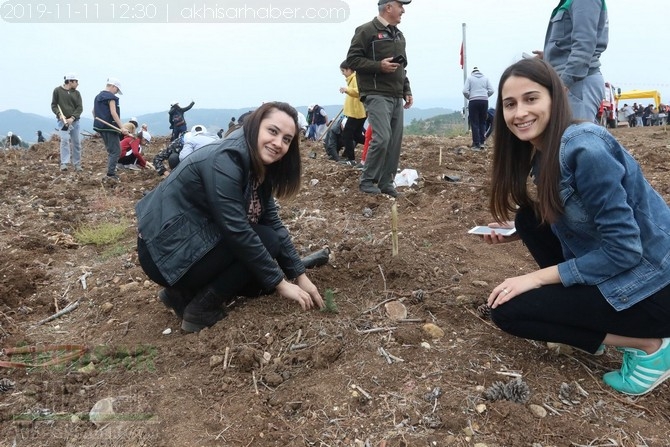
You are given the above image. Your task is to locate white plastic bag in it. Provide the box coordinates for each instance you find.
[394,169,419,187]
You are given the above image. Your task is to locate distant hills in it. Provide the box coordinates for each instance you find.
[0,105,455,144]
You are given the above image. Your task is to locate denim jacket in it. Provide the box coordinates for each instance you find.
[548,123,670,310]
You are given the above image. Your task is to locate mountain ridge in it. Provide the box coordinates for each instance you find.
[1,105,454,144]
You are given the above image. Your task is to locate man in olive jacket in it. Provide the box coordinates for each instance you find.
[346,0,413,197]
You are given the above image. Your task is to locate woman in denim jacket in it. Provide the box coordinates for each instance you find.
[482,58,670,396]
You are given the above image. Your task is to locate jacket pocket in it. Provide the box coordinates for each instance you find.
[152,214,190,260]
[560,185,589,223]
[548,10,567,42]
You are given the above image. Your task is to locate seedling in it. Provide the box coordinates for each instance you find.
[321,289,339,314]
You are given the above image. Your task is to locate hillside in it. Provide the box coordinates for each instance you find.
[404,111,466,136]
[1,127,669,446]
[1,106,455,143]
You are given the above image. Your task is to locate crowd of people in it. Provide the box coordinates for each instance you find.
[621,102,669,127]
[34,0,670,398]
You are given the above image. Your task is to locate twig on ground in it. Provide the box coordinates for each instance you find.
[356,327,397,335]
[378,347,404,363]
[252,371,259,395]
[289,343,309,351]
[352,384,372,400]
[378,346,392,364]
[361,298,397,315]
[466,307,499,330]
[33,300,80,326]
[543,402,562,416]
[223,347,229,370]
[378,265,387,296]
[494,371,523,378]
[79,271,92,290]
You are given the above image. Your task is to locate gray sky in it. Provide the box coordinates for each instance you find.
[1,0,668,117]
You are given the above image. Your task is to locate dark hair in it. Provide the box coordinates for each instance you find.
[490,57,574,224]
[243,101,301,200]
[340,60,353,70]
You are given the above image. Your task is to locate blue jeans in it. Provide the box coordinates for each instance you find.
[100,131,121,177]
[171,125,186,142]
[567,72,604,122]
[58,119,82,167]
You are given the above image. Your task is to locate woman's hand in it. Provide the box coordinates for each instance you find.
[482,221,520,245]
[487,266,560,308]
[276,276,324,311]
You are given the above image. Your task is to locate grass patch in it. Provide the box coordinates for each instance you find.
[100,243,132,260]
[74,220,129,246]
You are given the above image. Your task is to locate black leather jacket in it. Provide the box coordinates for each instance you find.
[135,129,305,288]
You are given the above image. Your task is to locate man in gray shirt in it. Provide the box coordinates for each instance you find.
[534,0,608,122]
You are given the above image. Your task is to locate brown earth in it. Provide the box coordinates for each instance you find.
[1,126,670,447]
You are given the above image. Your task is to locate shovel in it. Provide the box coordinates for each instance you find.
[57,105,69,131]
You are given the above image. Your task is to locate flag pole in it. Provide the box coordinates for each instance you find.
[462,22,469,132]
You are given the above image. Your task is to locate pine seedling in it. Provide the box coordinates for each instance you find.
[321,289,339,314]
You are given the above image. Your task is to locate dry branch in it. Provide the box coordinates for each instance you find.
[33,300,80,326]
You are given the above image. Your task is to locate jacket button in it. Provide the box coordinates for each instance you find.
[621,296,629,303]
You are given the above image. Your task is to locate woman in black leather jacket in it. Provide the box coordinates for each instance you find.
[136,101,324,332]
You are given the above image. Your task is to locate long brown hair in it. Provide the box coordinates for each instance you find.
[243,102,302,200]
[490,58,574,224]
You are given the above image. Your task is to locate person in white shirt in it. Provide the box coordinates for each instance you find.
[179,124,218,161]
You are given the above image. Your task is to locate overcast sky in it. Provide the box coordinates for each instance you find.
[1,0,668,118]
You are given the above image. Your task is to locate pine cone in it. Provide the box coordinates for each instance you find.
[409,289,425,304]
[0,378,15,393]
[482,378,531,404]
[505,377,531,403]
[477,303,492,319]
[482,381,507,401]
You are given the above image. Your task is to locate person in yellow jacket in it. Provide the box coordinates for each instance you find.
[338,60,367,165]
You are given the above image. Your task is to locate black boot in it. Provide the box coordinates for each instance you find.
[181,288,227,333]
[301,248,330,269]
[158,288,192,319]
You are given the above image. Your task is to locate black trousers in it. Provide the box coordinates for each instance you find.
[138,224,281,298]
[490,206,670,353]
[468,100,488,147]
[340,117,366,161]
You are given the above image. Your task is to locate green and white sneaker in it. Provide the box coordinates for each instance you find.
[603,338,670,396]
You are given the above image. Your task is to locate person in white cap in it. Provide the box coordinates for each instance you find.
[119,122,152,170]
[462,66,494,150]
[5,131,22,148]
[168,100,195,142]
[346,0,413,198]
[92,77,130,182]
[51,72,83,171]
[179,124,218,162]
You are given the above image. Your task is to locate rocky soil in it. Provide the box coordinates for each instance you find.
[0,126,669,446]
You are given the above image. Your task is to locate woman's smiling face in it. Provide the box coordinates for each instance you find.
[256,109,295,165]
[501,75,552,148]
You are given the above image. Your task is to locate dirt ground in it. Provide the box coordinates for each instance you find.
[1,125,669,447]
